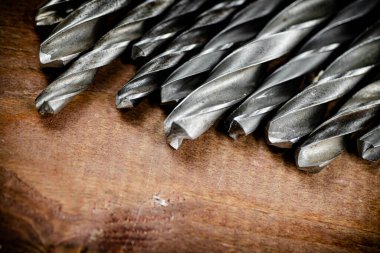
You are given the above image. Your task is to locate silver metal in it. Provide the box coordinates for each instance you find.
[164,0,340,150]
[116,0,247,109]
[35,0,86,27]
[35,0,176,115]
[225,0,379,139]
[358,125,380,162]
[39,0,133,68]
[296,80,380,172]
[132,0,209,60]
[160,0,290,104]
[267,23,380,149]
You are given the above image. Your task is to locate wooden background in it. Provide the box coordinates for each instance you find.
[1,0,380,252]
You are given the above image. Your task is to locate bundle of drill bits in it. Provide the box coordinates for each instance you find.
[35,0,380,173]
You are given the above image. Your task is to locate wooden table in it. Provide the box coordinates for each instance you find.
[1,1,379,252]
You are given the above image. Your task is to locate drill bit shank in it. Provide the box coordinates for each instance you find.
[296,80,380,172]
[267,23,380,149]
[164,0,341,149]
[36,0,176,115]
[224,0,379,139]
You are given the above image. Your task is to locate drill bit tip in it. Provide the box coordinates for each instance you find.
[357,125,380,161]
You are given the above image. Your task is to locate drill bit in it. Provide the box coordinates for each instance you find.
[296,80,380,172]
[116,0,247,109]
[225,0,380,139]
[267,23,380,149]
[39,0,134,68]
[35,0,176,115]
[160,0,290,104]
[35,0,87,27]
[131,0,210,60]
[357,125,380,162]
[164,0,341,150]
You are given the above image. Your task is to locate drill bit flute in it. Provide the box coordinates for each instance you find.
[116,0,247,109]
[132,0,210,60]
[164,0,341,149]
[160,0,290,104]
[35,0,87,27]
[224,0,379,139]
[267,23,380,149]
[296,80,380,172]
[39,0,134,68]
[36,0,176,115]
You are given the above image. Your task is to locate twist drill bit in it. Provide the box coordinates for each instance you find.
[164,0,341,150]
[267,23,380,149]
[132,0,210,60]
[225,0,379,139]
[35,0,175,115]
[35,0,87,27]
[296,80,380,172]
[358,125,380,162]
[160,0,290,104]
[39,0,134,68]
[116,0,247,109]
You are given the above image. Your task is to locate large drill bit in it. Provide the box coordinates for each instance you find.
[131,0,210,60]
[35,0,175,115]
[116,0,247,109]
[267,23,380,149]
[164,0,341,150]
[160,0,291,104]
[357,125,380,162]
[295,80,380,173]
[35,0,87,27]
[224,0,379,140]
[39,0,134,68]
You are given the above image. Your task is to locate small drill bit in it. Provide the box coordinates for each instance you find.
[296,80,380,172]
[131,0,210,60]
[160,0,290,104]
[116,0,247,109]
[164,0,341,150]
[35,0,175,115]
[225,0,380,139]
[35,0,87,27]
[267,23,380,149]
[39,0,134,68]
[358,125,380,162]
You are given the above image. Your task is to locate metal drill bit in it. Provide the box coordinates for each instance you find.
[225,0,380,140]
[116,0,247,109]
[164,0,341,150]
[296,80,380,172]
[39,0,134,68]
[267,23,380,149]
[131,0,210,60]
[35,0,87,27]
[358,125,380,162]
[160,0,290,104]
[35,0,175,115]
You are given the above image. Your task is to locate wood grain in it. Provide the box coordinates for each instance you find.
[0,0,379,252]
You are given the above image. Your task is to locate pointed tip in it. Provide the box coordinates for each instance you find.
[36,101,56,116]
[358,140,379,161]
[166,122,189,150]
[115,94,134,109]
[226,120,246,140]
[131,45,146,60]
[266,121,298,149]
[295,147,325,173]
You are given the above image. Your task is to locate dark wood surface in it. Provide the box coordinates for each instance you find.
[0,0,380,252]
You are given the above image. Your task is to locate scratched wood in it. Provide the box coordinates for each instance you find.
[0,0,380,252]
